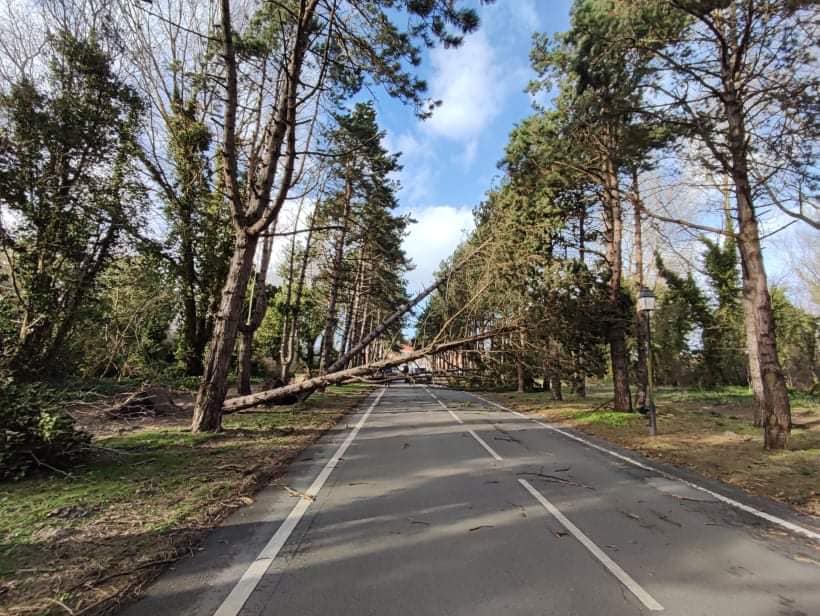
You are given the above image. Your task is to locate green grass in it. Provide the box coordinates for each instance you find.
[0,384,374,614]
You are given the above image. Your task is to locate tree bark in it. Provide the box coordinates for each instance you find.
[741,260,766,426]
[603,139,632,411]
[736,193,790,447]
[192,231,259,432]
[718,10,790,448]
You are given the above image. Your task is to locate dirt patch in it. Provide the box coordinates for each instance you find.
[483,387,820,518]
[0,384,374,616]
[67,387,195,438]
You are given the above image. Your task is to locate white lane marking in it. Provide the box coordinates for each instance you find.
[213,388,386,616]
[519,479,664,611]
[425,387,464,424]
[425,387,502,460]
[471,393,820,542]
[468,429,504,461]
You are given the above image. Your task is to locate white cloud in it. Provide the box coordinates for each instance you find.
[402,205,475,292]
[425,32,506,142]
[383,128,438,206]
[461,139,479,167]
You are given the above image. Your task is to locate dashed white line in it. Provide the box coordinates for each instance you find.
[212,388,386,616]
[470,392,820,542]
[467,429,503,461]
[425,387,503,460]
[519,479,664,612]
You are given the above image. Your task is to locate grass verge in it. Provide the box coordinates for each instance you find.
[0,384,374,616]
[481,386,820,517]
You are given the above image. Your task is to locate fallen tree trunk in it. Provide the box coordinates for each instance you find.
[325,240,488,374]
[222,329,510,414]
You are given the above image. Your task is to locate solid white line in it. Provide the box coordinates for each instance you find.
[519,479,664,611]
[212,388,386,616]
[424,387,502,459]
[471,393,820,542]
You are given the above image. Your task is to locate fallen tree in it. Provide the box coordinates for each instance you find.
[222,329,511,414]
[324,240,489,375]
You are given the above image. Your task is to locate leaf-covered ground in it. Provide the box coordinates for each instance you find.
[0,384,374,616]
[482,386,820,517]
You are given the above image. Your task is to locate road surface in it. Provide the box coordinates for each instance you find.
[121,385,820,616]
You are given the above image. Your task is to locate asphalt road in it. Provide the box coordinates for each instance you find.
[121,385,820,616]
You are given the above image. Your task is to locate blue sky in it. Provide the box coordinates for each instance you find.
[370,0,814,311]
[373,1,574,292]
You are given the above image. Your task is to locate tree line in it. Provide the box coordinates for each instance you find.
[0,0,817,480]
[0,0,489,476]
[417,0,818,450]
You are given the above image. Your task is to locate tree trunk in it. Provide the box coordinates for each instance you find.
[192,231,259,432]
[734,197,790,449]
[603,142,631,411]
[631,170,648,409]
[320,175,352,372]
[550,371,563,401]
[516,355,526,393]
[237,329,253,396]
[179,196,205,376]
[720,37,791,447]
[742,263,766,426]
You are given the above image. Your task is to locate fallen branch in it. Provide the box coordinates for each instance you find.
[222,329,512,414]
[67,557,179,594]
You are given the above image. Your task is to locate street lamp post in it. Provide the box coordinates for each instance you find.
[637,287,657,436]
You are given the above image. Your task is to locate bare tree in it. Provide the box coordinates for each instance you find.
[634,0,819,447]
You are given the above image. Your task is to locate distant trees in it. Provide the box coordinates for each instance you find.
[423,0,818,449]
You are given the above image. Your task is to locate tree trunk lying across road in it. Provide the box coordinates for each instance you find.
[222,329,511,414]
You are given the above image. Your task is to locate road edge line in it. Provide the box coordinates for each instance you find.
[212,387,386,616]
[470,393,820,542]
